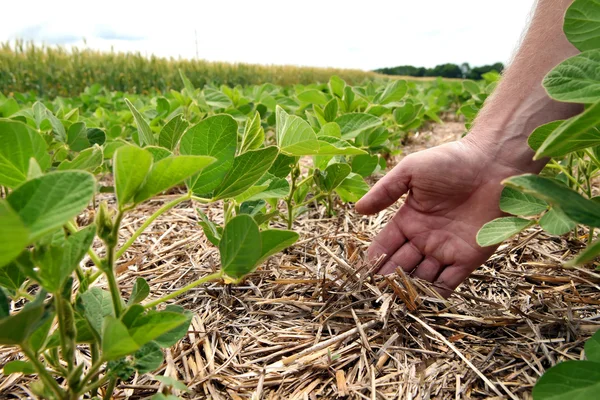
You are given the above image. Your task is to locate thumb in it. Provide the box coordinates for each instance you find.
[355,159,412,215]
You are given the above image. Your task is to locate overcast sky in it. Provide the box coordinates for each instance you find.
[1,0,537,71]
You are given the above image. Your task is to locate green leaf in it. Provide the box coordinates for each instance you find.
[240,175,289,202]
[394,103,418,126]
[7,171,95,241]
[212,146,278,200]
[0,300,45,345]
[539,208,576,235]
[158,114,188,150]
[528,120,564,151]
[463,80,481,95]
[196,208,222,246]
[318,122,341,138]
[504,174,600,227]
[499,187,548,216]
[239,112,264,154]
[134,155,215,203]
[145,146,173,162]
[153,305,193,348]
[179,69,196,97]
[102,316,140,361]
[67,122,90,152]
[476,217,534,247]
[57,145,103,172]
[219,215,262,280]
[0,119,51,188]
[585,330,600,363]
[3,360,36,375]
[0,200,29,268]
[87,128,106,146]
[323,99,338,122]
[329,76,346,98]
[297,89,328,105]
[180,115,238,195]
[268,153,296,178]
[374,80,407,105]
[125,99,155,146]
[133,341,164,373]
[257,230,299,265]
[204,88,233,109]
[567,239,600,266]
[128,311,188,347]
[80,287,114,335]
[544,50,600,103]
[535,101,600,158]
[334,173,369,203]
[335,113,382,139]
[564,0,600,51]
[0,289,8,319]
[153,375,190,391]
[0,263,27,292]
[27,315,53,353]
[352,154,379,178]
[532,360,600,400]
[113,145,153,207]
[276,106,320,156]
[321,163,351,193]
[27,158,43,180]
[315,136,367,156]
[128,277,150,305]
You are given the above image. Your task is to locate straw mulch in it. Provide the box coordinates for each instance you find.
[1,122,599,399]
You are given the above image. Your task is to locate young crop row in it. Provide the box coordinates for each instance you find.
[0,74,469,398]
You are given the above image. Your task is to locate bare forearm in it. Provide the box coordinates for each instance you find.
[466,0,582,173]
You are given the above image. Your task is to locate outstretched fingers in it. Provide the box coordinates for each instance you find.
[355,161,411,215]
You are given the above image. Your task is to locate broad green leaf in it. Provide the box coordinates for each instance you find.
[257,230,299,265]
[528,120,564,151]
[268,153,296,178]
[219,215,262,280]
[276,106,320,156]
[0,289,8,319]
[67,122,90,151]
[321,163,351,193]
[80,287,114,335]
[394,103,418,126]
[297,89,328,105]
[158,114,188,150]
[0,263,27,292]
[27,315,53,353]
[564,0,600,51]
[504,174,600,227]
[544,50,600,103]
[3,360,36,375]
[476,217,534,246]
[153,305,193,348]
[539,208,576,235]
[7,171,95,241]
[233,184,269,203]
[463,80,481,95]
[323,99,338,122]
[180,115,238,195]
[499,187,548,216]
[585,330,600,363]
[133,341,163,373]
[125,99,155,146]
[239,112,265,154]
[128,311,188,347]
[128,277,150,305]
[335,113,382,139]
[242,175,289,202]
[134,155,215,203]
[334,173,369,203]
[532,360,600,400]
[0,119,51,188]
[179,69,196,97]
[567,239,600,266]
[212,146,278,200]
[535,101,600,158]
[329,76,346,98]
[0,300,45,345]
[87,128,106,146]
[318,122,341,138]
[352,154,379,177]
[145,146,173,162]
[0,200,29,268]
[113,145,153,207]
[204,88,233,109]
[27,158,43,179]
[102,316,140,361]
[57,145,103,172]
[0,98,19,117]
[196,208,222,246]
[316,136,367,156]
[153,375,190,391]
[374,80,407,105]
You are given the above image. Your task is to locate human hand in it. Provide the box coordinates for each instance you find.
[356,138,531,297]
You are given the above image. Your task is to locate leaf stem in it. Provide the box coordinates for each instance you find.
[116,193,191,258]
[143,271,223,309]
[103,376,117,400]
[22,345,65,400]
[191,195,212,203]
[548,160,585,192]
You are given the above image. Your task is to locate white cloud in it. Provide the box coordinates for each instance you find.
[1,0,536,70]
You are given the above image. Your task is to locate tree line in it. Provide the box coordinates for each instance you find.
[374,62,504,80]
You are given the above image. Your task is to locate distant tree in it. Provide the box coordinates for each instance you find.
[374,62,503,79]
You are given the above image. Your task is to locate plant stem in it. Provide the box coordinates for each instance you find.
[548,160,586,192]
[144,271,223,309]
[327,193,334,217]
[103,376,117,400]
[90,343,100,397]
[54,296,74,371]
[79,373,111,397]
[116,193,191,258]
[286,168,298,230]
[105,246,122,317]
[191,195,212,203]
[22,345,65,400]
[584,148,600,170]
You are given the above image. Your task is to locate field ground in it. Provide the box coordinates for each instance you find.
[1,121,596,399]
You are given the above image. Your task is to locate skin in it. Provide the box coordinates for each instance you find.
[356,0,583,297]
